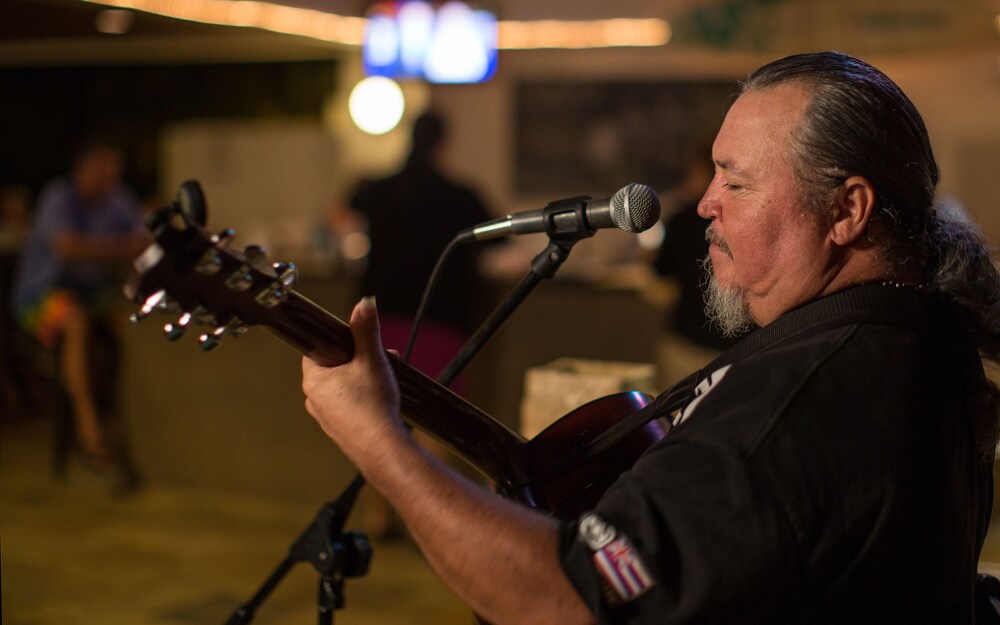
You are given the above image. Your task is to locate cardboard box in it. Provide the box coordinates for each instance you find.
[520,358,656,438]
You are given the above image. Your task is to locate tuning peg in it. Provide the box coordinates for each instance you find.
[163,311,192,341]
[212,229,235,248]
[198,329,223,351]
[197,318,248,351]
[130,289,169,323]
[244,244,266,261]
[225,264,254,292]
[195,249,223,275]
[244,244,276,274]
[256,285,285,308]
[190,306,218,327]
[273,261,298,287]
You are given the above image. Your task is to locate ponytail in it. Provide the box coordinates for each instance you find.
[925,201,1000,458]
[926,202,1000,365]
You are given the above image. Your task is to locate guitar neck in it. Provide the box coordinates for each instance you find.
[127,226,529,487]
[129,192,663,517]
[269,292,529,485]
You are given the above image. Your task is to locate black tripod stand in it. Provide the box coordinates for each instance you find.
[224,474,371,625]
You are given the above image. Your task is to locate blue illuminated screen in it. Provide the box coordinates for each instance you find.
[363,1,498,84]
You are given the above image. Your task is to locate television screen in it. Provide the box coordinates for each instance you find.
[363,1,498,84]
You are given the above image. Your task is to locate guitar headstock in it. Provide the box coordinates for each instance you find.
[125,180,299,352]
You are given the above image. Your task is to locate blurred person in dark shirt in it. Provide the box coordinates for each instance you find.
[349,110,494,536]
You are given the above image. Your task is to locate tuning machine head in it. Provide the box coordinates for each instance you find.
[211,228,235,248]
[163,311,193,341]
[194,229,237,276]
[273,261,298,288]
[225,265,255,292]
[197,319,249,351]
[130,289,179,324]
[244,244,271,271]
[249,261,297,308]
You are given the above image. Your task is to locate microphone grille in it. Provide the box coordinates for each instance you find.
[611,183,660,233]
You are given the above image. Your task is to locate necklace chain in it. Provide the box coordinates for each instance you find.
[880,280,926,290]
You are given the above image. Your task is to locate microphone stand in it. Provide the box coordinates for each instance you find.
[437,236,580,386]
[223,234,582,625]
[223,475,370,625]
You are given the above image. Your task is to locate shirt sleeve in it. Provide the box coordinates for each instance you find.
[558,434,805,625]
[34,182,77,241]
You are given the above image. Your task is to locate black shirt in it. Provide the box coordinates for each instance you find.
[351,163,492,331]
[560,284,993,623]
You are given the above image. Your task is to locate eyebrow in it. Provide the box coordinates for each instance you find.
[714,159,745,175]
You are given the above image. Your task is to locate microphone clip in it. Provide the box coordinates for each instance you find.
[525,195,597,241]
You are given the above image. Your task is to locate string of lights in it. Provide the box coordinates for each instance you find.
[81,0,671,49]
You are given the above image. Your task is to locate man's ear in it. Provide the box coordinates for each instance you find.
[829,175,876,246]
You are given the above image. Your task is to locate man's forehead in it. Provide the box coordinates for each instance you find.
[711,85,809,171]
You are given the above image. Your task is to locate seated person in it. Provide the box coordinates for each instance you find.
[10,136,146,479]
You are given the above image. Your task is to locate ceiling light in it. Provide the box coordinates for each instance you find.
[80,0,670,49]
[83,0,367,45]
[497,18,671,49]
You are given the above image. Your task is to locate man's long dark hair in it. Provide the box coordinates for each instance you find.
[744,51,1000,455]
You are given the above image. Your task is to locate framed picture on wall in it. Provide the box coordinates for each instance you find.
[515,80,734,197]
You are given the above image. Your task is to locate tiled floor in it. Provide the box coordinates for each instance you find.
[6,411,1000,625]
[0,416,473,625]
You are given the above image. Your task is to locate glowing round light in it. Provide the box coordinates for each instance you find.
[348,77,405,135]
[340,232,371,261]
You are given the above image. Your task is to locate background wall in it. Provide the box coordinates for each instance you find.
[3,0,999,504]
[431,46,1000,241]
[150,44,1000,292]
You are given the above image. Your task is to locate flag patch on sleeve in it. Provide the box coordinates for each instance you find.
[578,513,655,604]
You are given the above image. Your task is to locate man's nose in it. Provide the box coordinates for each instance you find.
[697,190,719,220]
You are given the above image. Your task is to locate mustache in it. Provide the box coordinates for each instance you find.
[705,223,732,257]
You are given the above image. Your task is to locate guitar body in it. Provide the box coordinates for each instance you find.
[125,181,667,521]
[510,392,665,517]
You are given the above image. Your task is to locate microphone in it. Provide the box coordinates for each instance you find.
[460,183,660,242]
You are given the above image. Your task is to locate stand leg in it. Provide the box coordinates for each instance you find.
[318,576,342,625]
[222,476,369,625]
[224,557,297,625]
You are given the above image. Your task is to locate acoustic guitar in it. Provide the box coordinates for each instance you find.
[125,182,666,518]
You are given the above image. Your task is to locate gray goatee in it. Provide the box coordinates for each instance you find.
[700,225,755,337]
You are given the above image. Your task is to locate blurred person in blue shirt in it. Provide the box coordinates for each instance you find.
[10,136,146,484]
